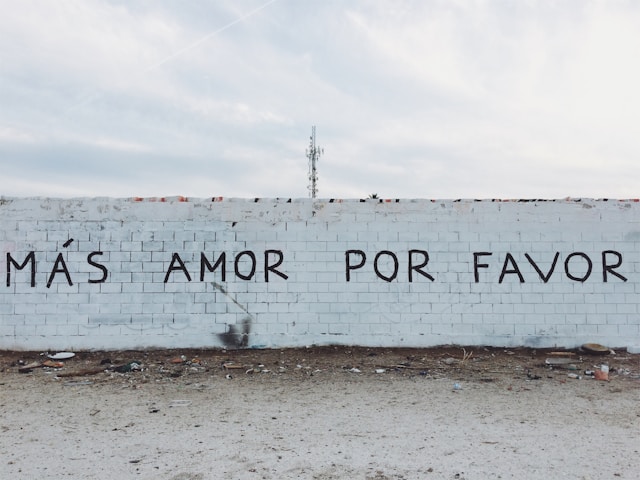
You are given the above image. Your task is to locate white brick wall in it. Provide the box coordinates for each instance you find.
[1,197,639,350]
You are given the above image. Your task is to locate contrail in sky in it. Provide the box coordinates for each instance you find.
[144,0,279,73]
[64,0,279,115]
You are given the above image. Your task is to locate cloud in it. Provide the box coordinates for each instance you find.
[1,1,639,199]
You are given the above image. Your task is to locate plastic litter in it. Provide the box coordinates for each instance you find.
[48,352,75,360]
[113,361,142,373]
[594,364,609,381]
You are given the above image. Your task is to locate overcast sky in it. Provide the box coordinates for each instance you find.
[1,0,639,200]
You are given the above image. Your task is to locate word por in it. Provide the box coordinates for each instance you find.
[345,250,434,282]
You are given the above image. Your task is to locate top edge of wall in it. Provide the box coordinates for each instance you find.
[1,196,639,204]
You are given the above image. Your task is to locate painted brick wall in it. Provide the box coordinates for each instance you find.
[1,197,638,351]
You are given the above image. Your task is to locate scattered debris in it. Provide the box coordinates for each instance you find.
[56,367,105,378]
[222,362,246,370]
[4,346,638,390]
[594,365,609,381]
[460,348,473,367]
[18,362,41,373]
[42,360,64,368]
[545,358,580,370]
[526,370,541,380]
[113,361,142,373]
[48,352,75,360]
[581,343,610,355]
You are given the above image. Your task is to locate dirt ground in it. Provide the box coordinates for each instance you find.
[1,346,639,479]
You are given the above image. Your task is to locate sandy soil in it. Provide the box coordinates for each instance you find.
[1,346,638,480]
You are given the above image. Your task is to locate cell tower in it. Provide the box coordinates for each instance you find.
[306,126,323,198]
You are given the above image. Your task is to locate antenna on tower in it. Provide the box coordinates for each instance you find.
[306,126,323,198]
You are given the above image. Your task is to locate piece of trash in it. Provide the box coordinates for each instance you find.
[545,357,576,366]
[56,367,106,378]
[170,356,186,364]
[375,368,386,374]
[594,364,610,381]
[42,360,64,368]
[113,361,142,373]
[64,380,93,386]
[567,373,582,379]
[526,370,541,380]
[594,369,609,381]
[349,368,361,373]
[581,343,610,355]
[18,361,41,373]
[225,374,233,379]
[48,352,75,360]
[223,363,246,370]
[453,383,462,391]
[169,400,192,408]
